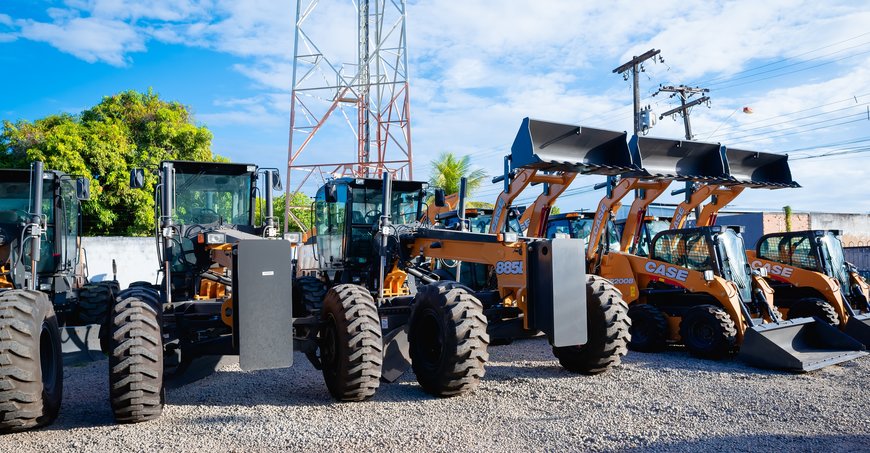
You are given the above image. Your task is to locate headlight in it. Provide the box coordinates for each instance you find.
[284,232,302,244]
[205,232,227,244]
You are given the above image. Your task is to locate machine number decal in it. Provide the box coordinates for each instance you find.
[610,278,635,285]
[495,261,524,275]
[750,260,794,278]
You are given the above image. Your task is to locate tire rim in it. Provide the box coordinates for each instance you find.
[689,320,716,348]
[40,322,58,396]
[414,308,444,372]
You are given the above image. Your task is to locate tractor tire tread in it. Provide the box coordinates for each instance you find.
[552,275,631,375]
[108,296,164,423]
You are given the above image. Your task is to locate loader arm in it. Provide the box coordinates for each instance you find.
[489,169,538,235]
[586,177,637,264]
[695,186,745,228]
[619,180,672,253]
[511,171,577,237]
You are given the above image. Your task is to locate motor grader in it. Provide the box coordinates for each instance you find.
[294,121,647,389]
[584,142,866,371]
[113,160,295,424]
[663,148,870,346]
[0,161,115,433]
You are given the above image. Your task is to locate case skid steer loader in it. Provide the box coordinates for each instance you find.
[0,161,109,433]
[748,230,870,346]
[114,161,294,424]
[667,148,870,347]
[593,145,865,371]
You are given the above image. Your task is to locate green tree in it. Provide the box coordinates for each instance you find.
[428,152,488,196]
[1,89,218,236]
[256,192,314,233]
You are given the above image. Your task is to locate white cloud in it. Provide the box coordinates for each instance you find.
[0,14,13,26]
[17,16,145,66]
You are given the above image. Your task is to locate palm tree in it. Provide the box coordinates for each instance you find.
[428,152,488,196]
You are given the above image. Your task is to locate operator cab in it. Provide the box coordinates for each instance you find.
[650,225,752,302]
[436,206,524,234]
[311,177,426,286]
[614,215,671,257]
[545,211,620,252]
[757,230,858,300]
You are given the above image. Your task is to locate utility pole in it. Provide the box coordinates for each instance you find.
[613,49,662,135]
[656,85,710,140]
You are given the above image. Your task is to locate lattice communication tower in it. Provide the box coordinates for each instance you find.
[285,0,413,230]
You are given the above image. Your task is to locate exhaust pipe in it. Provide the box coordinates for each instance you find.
[27,161,44,291]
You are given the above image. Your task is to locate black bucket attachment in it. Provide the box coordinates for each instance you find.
[629,135,730,182]
[510,118,637,175]
[724,148,800,188]
[843,312,870,347]
[739,317,867,372]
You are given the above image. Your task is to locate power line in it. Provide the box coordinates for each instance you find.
[690,31,870,86]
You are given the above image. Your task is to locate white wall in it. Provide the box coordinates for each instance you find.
[81,237,159,288]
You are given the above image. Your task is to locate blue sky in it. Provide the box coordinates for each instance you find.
[2,0,870,214]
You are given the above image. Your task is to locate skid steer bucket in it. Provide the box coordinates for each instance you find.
[739,317,867,372]
[843,313,870,347]
[724,148,800,188]
[630,135,729,181]
[510,118,637,175]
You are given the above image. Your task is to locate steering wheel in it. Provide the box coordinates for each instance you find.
[365,209,381,224]
[192,208,221,224]
[0,209,31,224]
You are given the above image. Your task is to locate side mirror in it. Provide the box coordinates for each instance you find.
[130,168,145,189]
[324,182,337,203]
[75,177,91,201]
[271,171,283,191]
[434,189,446,207]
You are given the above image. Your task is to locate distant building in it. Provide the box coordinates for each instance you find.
[718,211,870,247]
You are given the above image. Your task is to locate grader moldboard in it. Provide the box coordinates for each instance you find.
[588,141,866,371]
[0,161,114,433]
[112,160,294,423]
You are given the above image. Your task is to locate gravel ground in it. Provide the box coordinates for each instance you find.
[5,338,869,452]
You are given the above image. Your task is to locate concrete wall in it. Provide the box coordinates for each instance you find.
[81,237,159,288]
[809,213,870,246]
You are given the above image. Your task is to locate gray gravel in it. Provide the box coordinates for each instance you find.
[5,338,869,452]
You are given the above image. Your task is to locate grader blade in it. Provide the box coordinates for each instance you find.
[630,135,729,181]
[381,325,411,382]
[843,313,870,347]
[739,317,866,372]
[724,148,800,188]
[510,118,637,174]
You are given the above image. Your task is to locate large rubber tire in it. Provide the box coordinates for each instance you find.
[100,287,162,355]
[109,295,164,423]
[627,304,668,352]
[77,283,115,325]
[788,298,840,327]
[409,281,489,397]
[679,305,737,359]
[320,284,382,401]
[552,275,631,374]
[0,290,63,433]
[293,276,327,316]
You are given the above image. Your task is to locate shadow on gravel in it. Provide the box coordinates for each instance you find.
[482,337,788,378]
[619,433,870,453]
